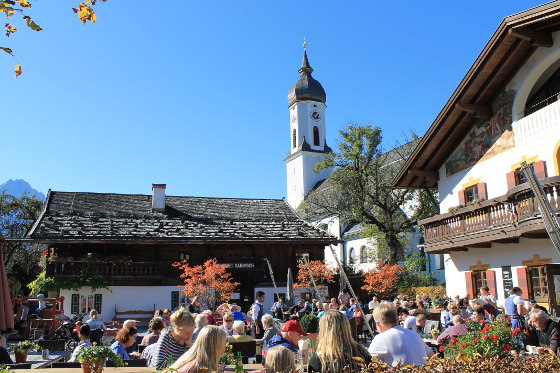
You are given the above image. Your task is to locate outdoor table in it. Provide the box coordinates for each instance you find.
[16,368,155,373]
[10,351,70,369]
[225,364,264,372]
[423,338,439,347]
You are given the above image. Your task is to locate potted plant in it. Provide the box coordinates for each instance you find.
[77,344,123,373]
[300,313,319,344]
[8,341,41,363]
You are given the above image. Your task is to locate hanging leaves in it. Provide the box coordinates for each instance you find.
[5,22,16,36]
[73,3,96,24]
[22,15,41,31]
[0,0,109,76]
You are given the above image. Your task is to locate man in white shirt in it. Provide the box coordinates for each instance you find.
[403,309,418,329]
[368,302,434,366]
[368,296,380,313]
[250,291,265,338]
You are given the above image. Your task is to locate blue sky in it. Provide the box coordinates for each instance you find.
[1,0,541,199]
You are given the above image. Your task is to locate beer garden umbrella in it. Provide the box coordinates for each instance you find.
[286,267,295,308]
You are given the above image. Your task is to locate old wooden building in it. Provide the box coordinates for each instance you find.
[28,184,337,319]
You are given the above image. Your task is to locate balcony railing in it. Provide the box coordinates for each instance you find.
[421,176,560,252]
[49,261,162,277]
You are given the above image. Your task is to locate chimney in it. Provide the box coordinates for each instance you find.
[152,184,166,212]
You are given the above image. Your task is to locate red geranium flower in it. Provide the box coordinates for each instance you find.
[439,346,444,352]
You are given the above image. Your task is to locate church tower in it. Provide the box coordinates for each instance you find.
[285,47,332,209]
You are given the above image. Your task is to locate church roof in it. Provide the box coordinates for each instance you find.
[28,191,338,244]
[393,2,560,188]
[287,51,327,106]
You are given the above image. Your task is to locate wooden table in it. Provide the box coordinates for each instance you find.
[16,368,156,373]
[10,351,70,369]
[15,365,264,372]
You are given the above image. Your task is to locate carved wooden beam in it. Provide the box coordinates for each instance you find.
[508,28,553,47]
[408,169,439,181]
[456,102,492,119]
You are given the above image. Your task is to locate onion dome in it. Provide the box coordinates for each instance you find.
[287,51,326,106]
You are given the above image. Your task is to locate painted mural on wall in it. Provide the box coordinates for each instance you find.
[445,90,516,176]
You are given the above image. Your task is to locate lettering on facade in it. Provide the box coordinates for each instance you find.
[223,263,255,269]
[502,266,513,299]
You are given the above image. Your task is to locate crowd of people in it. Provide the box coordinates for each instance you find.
[3,285,557,372]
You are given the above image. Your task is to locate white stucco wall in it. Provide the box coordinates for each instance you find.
[59,286,183,320]
[444,238,560,305]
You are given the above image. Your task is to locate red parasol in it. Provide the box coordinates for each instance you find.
[0,233,14,332]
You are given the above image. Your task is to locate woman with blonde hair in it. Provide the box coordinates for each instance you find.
[309,311,370,372]
[151,307,195,369]
[167,325,226,373]
[264,345,296,373]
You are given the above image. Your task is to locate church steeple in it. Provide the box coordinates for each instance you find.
[285,43,332,209]
[287,49,326,106]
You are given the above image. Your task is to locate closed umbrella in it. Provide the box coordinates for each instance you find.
[0,234,14,332]
[286,267,295,308]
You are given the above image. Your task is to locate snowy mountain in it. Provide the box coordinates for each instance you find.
[0,179,46,200]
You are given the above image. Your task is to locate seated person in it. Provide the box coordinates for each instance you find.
[437,315,468,344]
[265,320,307,353]
[289,300,308,316]
[227,320,255,343]
[70,324,93,362]
[141,317,165,346]
[0,346,13,365]
[264,346,295,373]
[403,309,418,329]
[413,314,432,339]
[526,309,560,355]
[192,314,208,342]
[111,326,140,360]
[256,314,280,346]
[220,312,235,336]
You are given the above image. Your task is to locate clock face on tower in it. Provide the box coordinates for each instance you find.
[310,110,321,122]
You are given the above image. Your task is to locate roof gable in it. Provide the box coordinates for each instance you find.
[393,1,560,188]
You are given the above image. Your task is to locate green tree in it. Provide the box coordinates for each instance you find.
[396,252,437,289]
[303,124,438,265]
[0,191,44,296]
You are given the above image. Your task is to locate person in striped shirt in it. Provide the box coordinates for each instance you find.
[150,307,195,369]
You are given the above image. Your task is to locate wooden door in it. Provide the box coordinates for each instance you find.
[544,264,560,317]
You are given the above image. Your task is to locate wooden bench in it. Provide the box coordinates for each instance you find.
[113,309,154,327]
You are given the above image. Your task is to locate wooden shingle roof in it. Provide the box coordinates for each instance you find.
[28,191,338,244]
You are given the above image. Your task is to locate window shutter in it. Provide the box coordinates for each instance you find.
[94,294,102,314]
[485,270,497,298]
[458,190,466,206]
[171,291,179,310]
[465,272,474,299]
[533,160,547,179]
[506,171,516,189]
[477,182,488,200]
[516,267,530,299]
[71,294,79,314]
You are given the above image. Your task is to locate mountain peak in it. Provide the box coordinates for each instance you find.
[0,179,46,200]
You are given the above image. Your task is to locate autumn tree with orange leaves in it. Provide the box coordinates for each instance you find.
[172,258,240,310]
[1,0,107,77]
[294,260,335,300]
[361,260,403,300]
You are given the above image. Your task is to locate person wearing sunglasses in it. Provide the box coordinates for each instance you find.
[220,312,235,336]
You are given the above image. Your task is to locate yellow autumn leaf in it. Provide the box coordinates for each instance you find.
[5,23,17,36]
[16,0,31,8]
[15,64,21,78]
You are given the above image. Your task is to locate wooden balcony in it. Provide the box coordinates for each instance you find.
[48,260,162,278]
[421,176,560,253]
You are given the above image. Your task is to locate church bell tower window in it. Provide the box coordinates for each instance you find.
[313,126,320,146]
[293,129,297,148]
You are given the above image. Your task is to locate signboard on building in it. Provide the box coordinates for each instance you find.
[502,266,513,299]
